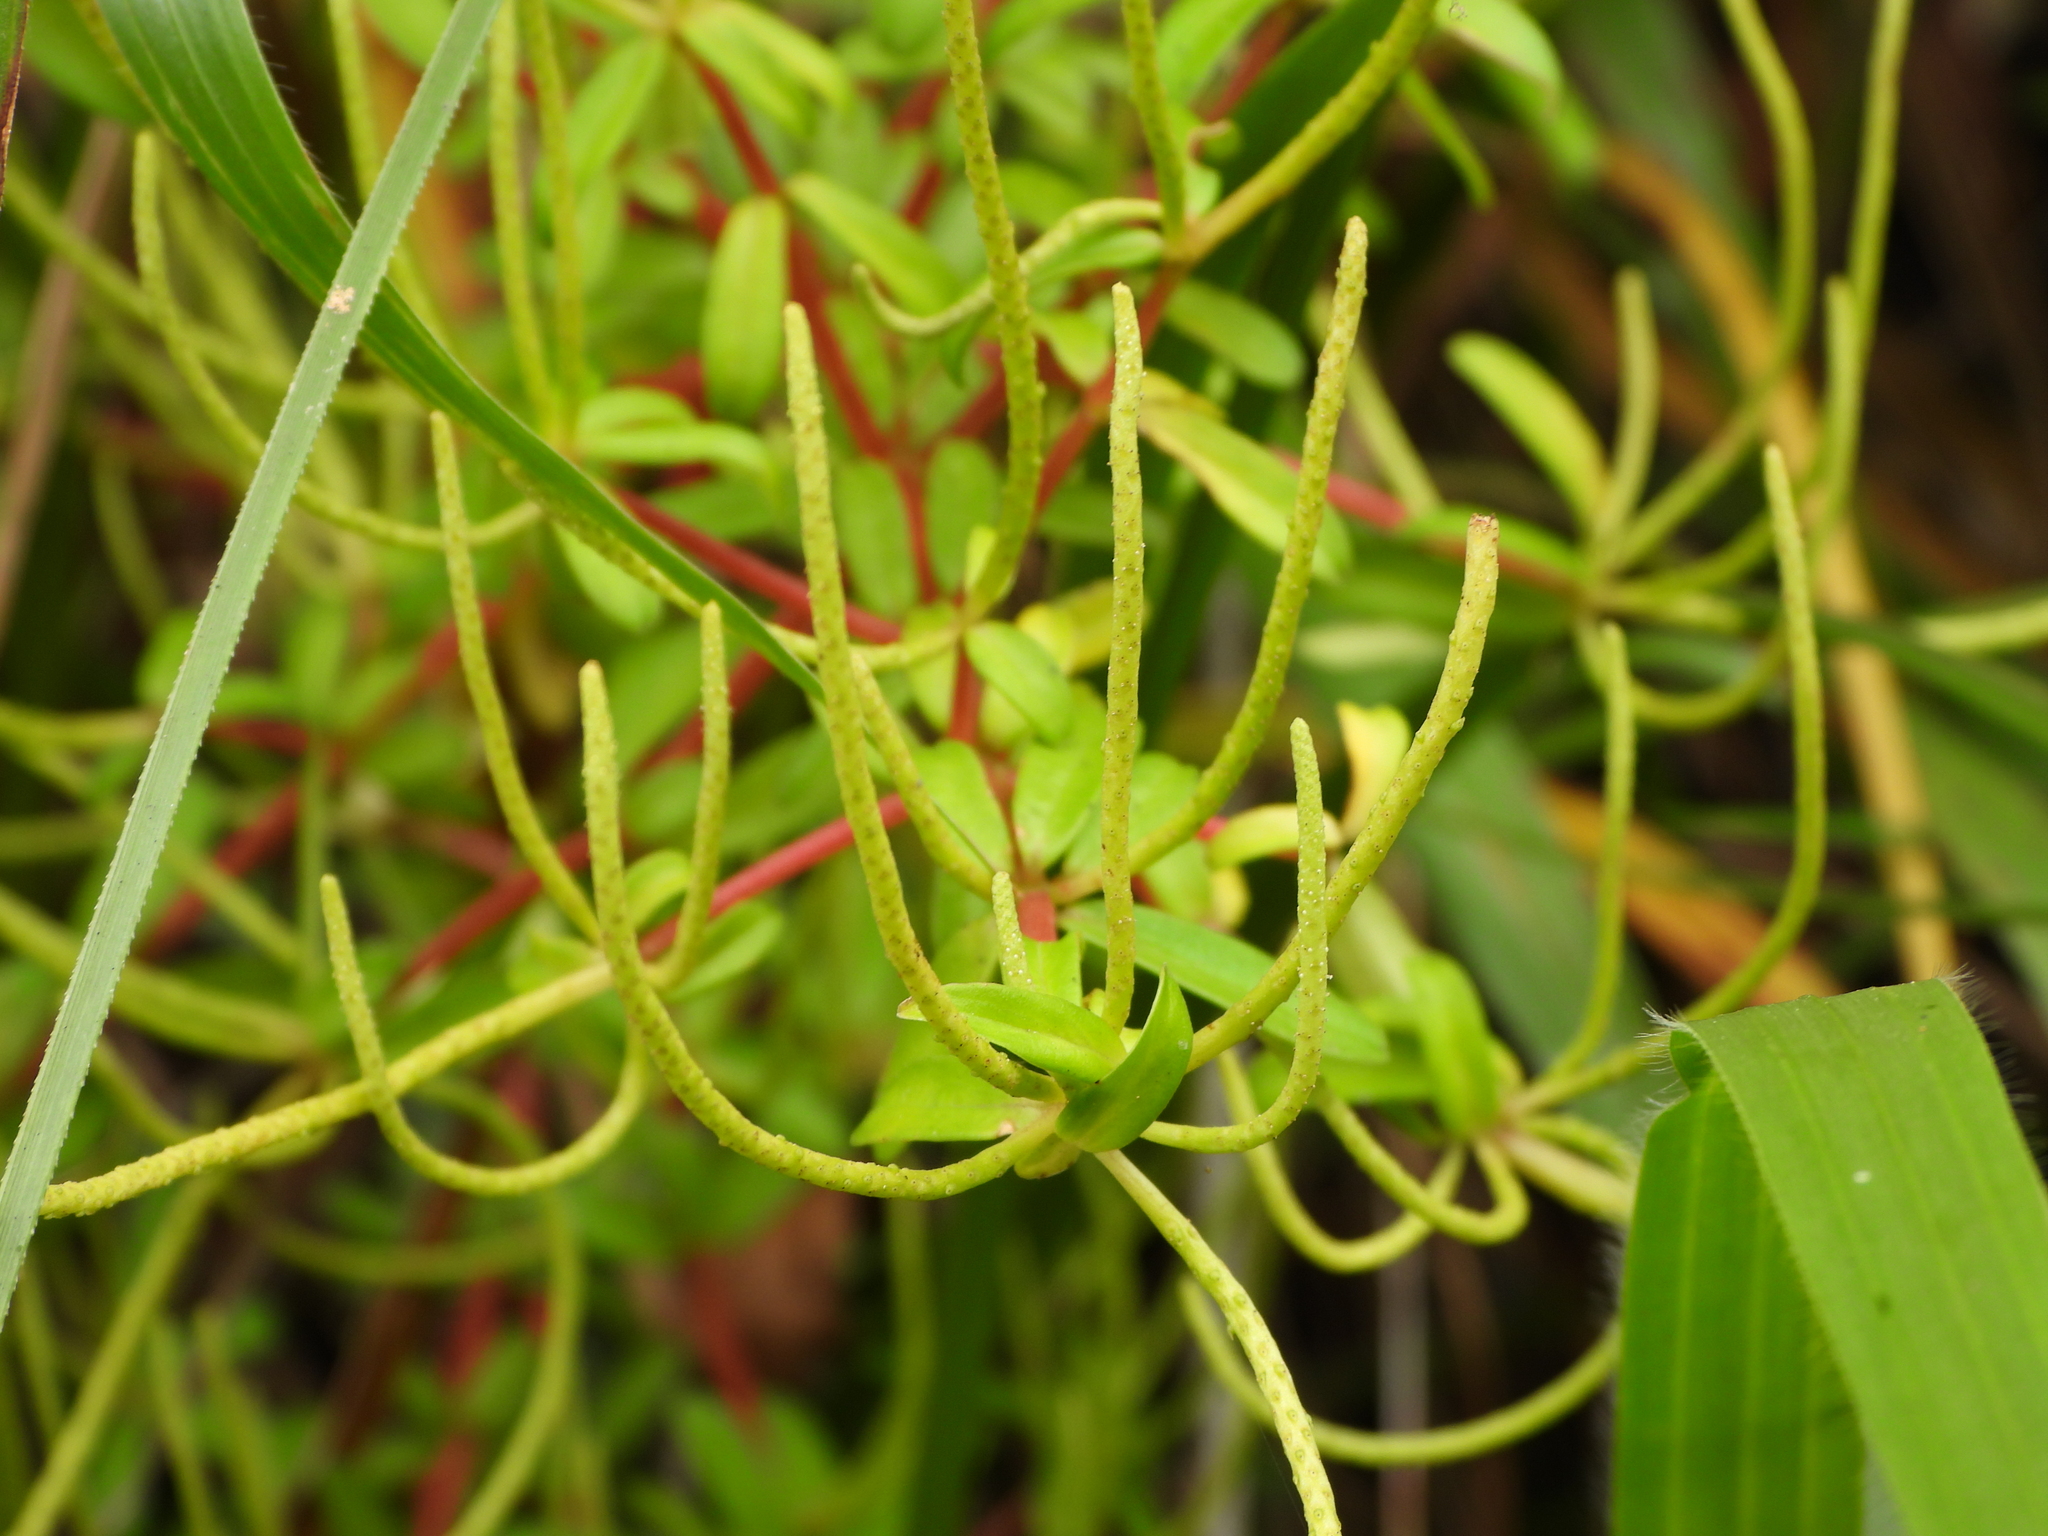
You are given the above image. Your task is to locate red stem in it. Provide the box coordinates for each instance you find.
[689,57,779,195]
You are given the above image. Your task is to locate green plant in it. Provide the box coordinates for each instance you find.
[2,0,2047,1531]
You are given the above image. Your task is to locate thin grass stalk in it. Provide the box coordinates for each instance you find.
[0,0,503,1325]
[1099,283,1145,1030]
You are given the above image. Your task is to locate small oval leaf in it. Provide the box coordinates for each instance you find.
[898,982,1125,1083]
[1164,280,1304,390]
[785,171,959,317]
[1013,739,1103,873]
[909,740,1014,874]
[1058,972,1194,1150]
[1445,332,1606,523]
[966,622,1073,742]
[703,195,790,422]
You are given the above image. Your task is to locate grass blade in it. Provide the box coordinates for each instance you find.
[0,0,502,1330]
[1612,1062,1859,1535]
[97,0,816,697]
[1689,981,2048,1534]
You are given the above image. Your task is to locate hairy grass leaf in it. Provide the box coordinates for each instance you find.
[0,0,502,1328]
[1689,981,2048,1535]
[98,0,817,697]
[1612,1063,1860,1536]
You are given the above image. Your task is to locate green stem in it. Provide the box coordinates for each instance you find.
[327,0,385,197]
[1594,268,1658,553]
[89,449,170,628]
[1120,0,1186,244]
[322,874,648,1196]
[943,0,1044,617]
[1683,447,1826,1020]
[1549,623,1633,1076]
[1496,1131,1634,1225]
[1099,283,1146,1029]
[652,604,731,990]
[433,411,599,939]
[991,872,1031,987]
[1143,722,1326,1153]
[489,5,558,435]
[1397,69,1494,209]
[785,303,1052,1099]
[1181,1277,1621,1466]
[1188,515,1498,1068]
[583,659,1066,1197]
[147,1323,227,1536]
[1180,0,1432,264]
[851,656,995,898]
[1319,1091,1528,1244]
[4,1177,219,1536]
[1097,1150,1341,1536]
[1347,347,1439,514]
[520,0,583,432]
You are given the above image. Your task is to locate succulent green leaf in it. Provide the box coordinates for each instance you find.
[1012,739,1103,874]
[785,171,959,316]
[576,389,771,478]
[1155,0,1275,104]
[1163,280,1304,390]
[1058,972,1193,1150]
[1403,950,1497,1135]
[1445,333,1607,523]
[703,195,790,422]
[1061,901,1389,1063]
[965,623,1072,743]
[1689,981,2048,1536]
[97,0,817,696]
[1023,933,1085,1005]
[679,0,849,135]
[833,459,916,619]
[897,982,1125,1083]
[1434,0,1560,94]
[566,32,667,184]
[666,902,786,1002]
[909,740,1014,875]
[1612,1066,1861,1536]
[555,524,661,633]
[1138,397,1352,580]
[852,1018,1040,1144]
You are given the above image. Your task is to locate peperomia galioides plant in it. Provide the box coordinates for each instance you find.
[4,0,2048,1529]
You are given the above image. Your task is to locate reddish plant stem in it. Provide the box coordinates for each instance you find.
[947,646,982,742]
[1207,1,1301,120]
[1036,280,1177,509]
[622,489,902,642]
[1289,457,1410,530]
[679,1255,763,1429]
[1016,889,1057,942]
[138,781,305,961]
[899,159,944,226]
[689,56,780,195]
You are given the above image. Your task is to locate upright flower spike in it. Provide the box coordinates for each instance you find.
[783,301,1052,1102]
[1099,282,1146,1032]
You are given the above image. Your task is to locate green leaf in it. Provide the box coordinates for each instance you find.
[24,0,144,125]
[626,849,695,926]
[1155,0,1276,104]
[1137,396,1352,580]
[965,623,1072,743]
[0,0,501,1327]
[1689,981,2048,1536]
[852,1018,1040,1144]
[1445,332,1606,522]
[1059,972,1193,1150]
[360,0,451,70]
[668,901,786,1002]
[898,982,1125,1083]
[576,389,772,478]
[1024,932,1085,1004]
[99,0,817,697]
[833,458,916,619]
[1033,308,1110,389]
[1911,704,2048,1012]
[555,524,661,633]
[1026,225,1164,290]
[784,171,958,316]
[1435,0,1560,94]
[924,439,998,594]
[982,0,1102,58]
[679,0,850,136]
[909,740,1013,875]
[1612,1065,1860,1536]
[1163,280,1304,391]
[1012,739,1102,874]
[566,32,667,184]
[702,194,790,422]
[1060,902,1389,1064]
[1403,950,1498,1136]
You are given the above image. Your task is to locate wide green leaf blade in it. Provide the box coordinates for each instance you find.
[852,1019,1040,1144]
[1612,1063,1860,1536]
[702,194,789,423]
[1445,332,1606,523]
[98,0,817,697]
[1060,901,1388,1064]
[1689,981,2048,1536]
[0,0,502,1330]
[1163,280,1304,391]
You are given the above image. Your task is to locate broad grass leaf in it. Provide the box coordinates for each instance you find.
[1058,972,1193,1150]
[1612,1065,1860,1536]
[1059,901,1388,1064]
[785,171,958,315]
[702,195,789,422]
[1445,333,1606,522]
[98,0,817,696]
[896,983,1124,1083]
[24,0,144,125]
[1690,982,2048,1536]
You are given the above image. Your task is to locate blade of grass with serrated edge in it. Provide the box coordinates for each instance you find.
[1689,981,2048,1536]
[1612,1061,1860,1536]
[0,0,502,1330]
[97,0,816,699]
